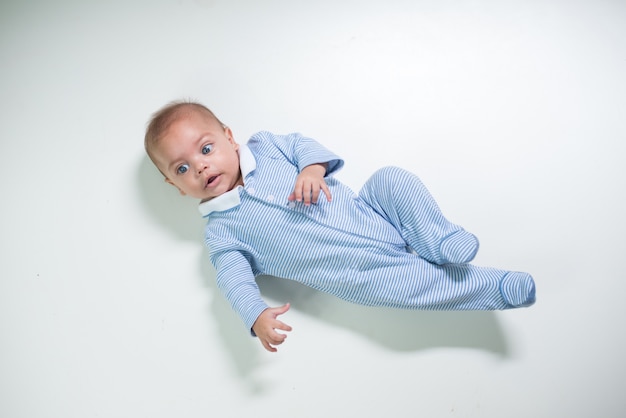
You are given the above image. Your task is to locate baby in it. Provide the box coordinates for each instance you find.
[144,101,536,352]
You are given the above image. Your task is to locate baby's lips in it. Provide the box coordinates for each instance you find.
[205,174,219,188]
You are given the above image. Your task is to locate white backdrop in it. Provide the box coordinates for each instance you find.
[1,1,625,417]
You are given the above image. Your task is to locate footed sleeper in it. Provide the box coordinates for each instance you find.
[199,132,536,331]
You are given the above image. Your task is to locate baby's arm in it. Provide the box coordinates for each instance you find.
[252,303,293,352]
[211,250,293,352]
[255,132,342,205]
[288,163,331,205]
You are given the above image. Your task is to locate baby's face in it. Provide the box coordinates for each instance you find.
[153,110,242,200]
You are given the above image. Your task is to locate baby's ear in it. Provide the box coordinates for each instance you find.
[165,178,186,196]
[224,126,238,147]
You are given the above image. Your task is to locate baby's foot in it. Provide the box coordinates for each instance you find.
[439,230,480,264]
[500,272,536,307]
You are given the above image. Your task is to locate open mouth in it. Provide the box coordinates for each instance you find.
[206,175,219,188]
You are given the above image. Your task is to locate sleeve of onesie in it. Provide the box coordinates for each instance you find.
[255,131,345,175]
[211,249,269,335]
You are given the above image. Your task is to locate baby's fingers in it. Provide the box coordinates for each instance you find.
[268,331,287,345]
[261,330,287,352]
[288,183,312,205]
[308,180,332,205]
[289,181,330,205]
[261,339,277,352]
[305,182,319,205]
[274,319,293,332]
[292,182,304,202]
[320,181,332,202]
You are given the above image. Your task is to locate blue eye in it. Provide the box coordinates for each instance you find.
[176,164,189,175]
[202,144,213,154]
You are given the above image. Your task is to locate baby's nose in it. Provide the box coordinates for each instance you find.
[195,160,208,174]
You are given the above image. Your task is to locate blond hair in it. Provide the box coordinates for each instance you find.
[144,100,224,174]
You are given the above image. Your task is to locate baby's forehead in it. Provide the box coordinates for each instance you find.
[156,108,220,151]
[175,105,221,126]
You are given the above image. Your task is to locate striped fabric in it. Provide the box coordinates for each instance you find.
[200,132,536,332]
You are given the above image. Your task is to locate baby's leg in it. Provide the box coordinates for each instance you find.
[358,166,479,265]
[343,254,536,310]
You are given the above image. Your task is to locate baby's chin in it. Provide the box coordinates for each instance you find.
[197,187,236,202]
[198,192,218,202]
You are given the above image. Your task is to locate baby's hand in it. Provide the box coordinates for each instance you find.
[252,303,293,352]
[288,163,331,206]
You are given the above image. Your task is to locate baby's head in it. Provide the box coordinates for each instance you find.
[145,101,242,201]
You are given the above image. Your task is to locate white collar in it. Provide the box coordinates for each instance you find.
[198,144,256,217]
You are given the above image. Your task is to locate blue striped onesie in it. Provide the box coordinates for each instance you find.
[199,131,536,331]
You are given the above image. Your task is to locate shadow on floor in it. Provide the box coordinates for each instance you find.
[255,274,509,354]
[199,249,511,384]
